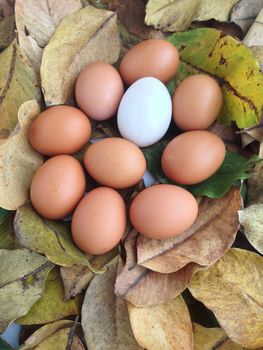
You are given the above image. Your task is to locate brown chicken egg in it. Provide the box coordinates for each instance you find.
[84,138,146,189]
[172,74,223,130]
[120,39,180,85]
[129,184,198,239]
[161,130,226,185]
[75,62,124,121]
[30,155,86,219]
[71,187,126,255]
[29,105,91,156]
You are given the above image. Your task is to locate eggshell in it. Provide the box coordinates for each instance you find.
[162,130,226,185]
[75,62,124,121]
[29,105,92,156]
[117,77,172,147]
[120,39,179,85]
[84,138,146,189]
[71,187,126,255]
[172,74,223,130]
[30,155,86,219]
[129,184,198,239]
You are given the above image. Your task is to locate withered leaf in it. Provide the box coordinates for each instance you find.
[41,6,120,106]
[128,295,194,350]
[0,248,53,332]
[0,213,20,249]
[243,8,263,48]
[0,100,43,210]
[15,0,83,72]
[188,248,263,348]
[231,0,263,34]
[1,0,15,17]
[137,187,242,273]
[82,257,143,350]
[0,42,40,140]
[115,229,202,307]
[0,15,15,50]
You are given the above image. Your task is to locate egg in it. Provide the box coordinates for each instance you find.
[117,77,172,147]
[172,74,223,130]
[29,105,92,156]
[84,138,146,189]
[75,62,124,121]
[161,130,226,185]
[71,187,126,255]
[30,155,86,219]
[120,39,179,85]
[129,184,198,239]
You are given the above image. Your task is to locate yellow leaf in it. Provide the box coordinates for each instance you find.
[40,6,120,106]
[34,328,84,350]
[15,0,82,72]
[0,248,53,332]
[0,99,43,210]
[128,295,194,350]
[0,41,39,139]
[188,248,263,348]
[18,267,82,325]
[145,0,238,32]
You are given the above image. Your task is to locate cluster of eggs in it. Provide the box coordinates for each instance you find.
[29,39,226,255]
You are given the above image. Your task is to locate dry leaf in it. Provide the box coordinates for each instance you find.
[0,248,53,332]
[41,6,120,106]
[0,214,20,249]
[250,46,263,71]
[61,249,117,299]
[15,0,83,72]
[243,8,263,47]
[0,100,43,210]
[0,15,15,50]
[1,0,15,17]
[18,267,82,325]
[82,257,143,350]
[137,187,242,273]
[208,123,241,153]
[115,229,201,307]
[0,42,40,139]
[127,295,194,350]
[34,328,84,350]
[247,161,263,205]
[193,323,243,350]
[145,0,238,32]
[188,248,263,348]
[231,0,263,34]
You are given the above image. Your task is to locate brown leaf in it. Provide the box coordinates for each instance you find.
[208,122,241,153]
[247,161,263,205]
[40,6,120,106]
[2,0,15,17]
[137,187,242,274]
[231,0,263,34]
[0,15,15,50]
[115,229,202,307]
[15,0,83,72]
[191,19,243,40]
[127,295,194,350]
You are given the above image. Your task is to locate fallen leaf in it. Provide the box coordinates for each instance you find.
[127,295,194,350]
[243,8,263,48]
[1,0,15,17]
[0,213,20,249]
[0,100,43,210]
[250,46,263,71]
[0,207,9,224]
[41,6,120,106]
[188,248,263,348]
[0,42,40,139]
[231,0,263,34]
[137,187,242,273]
[193,322,243,349]
[14,203,101,273]
[0,248,53,332]
[167,28,263,128]
[0,338,13,350]
[0,15,15,50]
[15,0,83,72]
[247,161,263,205]
[82,257,143,350]
[61,248,117,299]
[208,123,241,153]
[33,328,84,350]
[191,19,244,40]
[20,319,78,349]
[18,267,82,325]
[145,0,238,32]
[115,229,201,307]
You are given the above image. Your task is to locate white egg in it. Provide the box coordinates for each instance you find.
[117,77,172,147]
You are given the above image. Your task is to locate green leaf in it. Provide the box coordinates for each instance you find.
[143,143,260,198]
[0,208,10,225]
[166,28,263,128]
[0,338,13,350]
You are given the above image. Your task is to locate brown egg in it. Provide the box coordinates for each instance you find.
[71,187,126,255]
[129,184,198,239]
[84,138,146,189]
[172,74,223,130]
[75,62,124,121]
[120,39,180,85]
[29,105,92,156]
[30,155,86,219]
[161,130,226,185]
